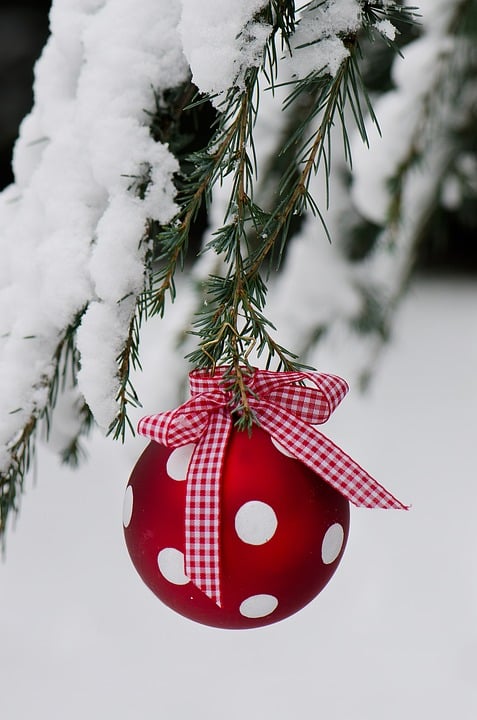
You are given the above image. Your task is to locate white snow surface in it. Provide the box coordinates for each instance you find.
[1,277,476,719]
[179,0,270,102]
[281,0,361,80]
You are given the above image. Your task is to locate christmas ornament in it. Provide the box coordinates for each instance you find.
[123,368,406,629]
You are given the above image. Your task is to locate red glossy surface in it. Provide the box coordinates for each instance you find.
[124,426,349,629]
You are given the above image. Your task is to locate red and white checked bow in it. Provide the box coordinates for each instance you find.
[138,369,407,606]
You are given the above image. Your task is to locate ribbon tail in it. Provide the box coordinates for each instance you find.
[184,408,232,607]
[258,405,408,510]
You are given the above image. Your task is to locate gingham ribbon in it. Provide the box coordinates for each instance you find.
[138,369,407,606]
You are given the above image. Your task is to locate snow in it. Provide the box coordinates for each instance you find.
[180,0,363,104]
[0,0,189,455]
[281,0,361,80]
[179,0,270,102]
[375,19,396,41]
[1,276,476,719]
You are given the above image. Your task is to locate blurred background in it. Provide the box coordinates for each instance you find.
[0,3,476,719]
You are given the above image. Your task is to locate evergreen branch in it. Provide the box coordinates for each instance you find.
[184,66,305,422]
[245,54,356,280]
[386,0,472,230]
[140,2,413,427]
[180,3,413,420]
[108,301,143,441]
[146,84,254,318]
[0,308,88,540]
[363,1,420,31]
[59,400,95,467]
[107,78,213,441]
[339,1,474,385]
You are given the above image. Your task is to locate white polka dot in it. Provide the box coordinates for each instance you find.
[235,501,278,545]
[157,548,190,585]
[239,594,278,618]
[321,523,345,564]
[166,443,196,481]
[270,435,296,458]
[122,485,133,528]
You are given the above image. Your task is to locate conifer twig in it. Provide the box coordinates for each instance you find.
[0,308,88,538]
[114,1,417,432]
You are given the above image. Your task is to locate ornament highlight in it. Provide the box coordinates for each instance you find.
[123,369,407,629]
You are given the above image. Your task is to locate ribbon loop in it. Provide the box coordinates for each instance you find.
[138,368,407,606]
[138,391,227,446]
[252,369,348,424]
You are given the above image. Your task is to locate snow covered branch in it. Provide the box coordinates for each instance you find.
[3,0,466,535]
[0,0,189,527]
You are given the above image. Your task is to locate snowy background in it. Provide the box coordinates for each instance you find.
[1,275,476,720]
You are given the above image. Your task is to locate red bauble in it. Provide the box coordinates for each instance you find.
[123,426,349,629]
